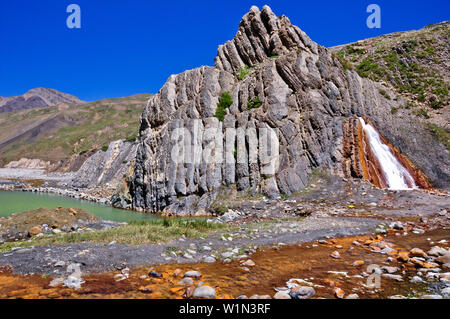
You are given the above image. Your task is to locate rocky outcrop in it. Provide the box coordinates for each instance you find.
[126,6,449,215]
[70,140,137,189]
[0,88,83,113]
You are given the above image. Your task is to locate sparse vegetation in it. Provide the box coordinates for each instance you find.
[335,23,449,114]
[416,108,430,118]
[247,97,262,110]
[378,88,391,99]
[215,92,233,121]
[238,65,253,80]
[125,133,139,143]
[0,218,230,251]
[426,123,450,152]
[333,52,353,71]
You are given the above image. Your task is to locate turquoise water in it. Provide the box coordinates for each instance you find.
[0,191,159,222]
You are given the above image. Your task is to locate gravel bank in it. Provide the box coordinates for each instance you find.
[0,216,380,275]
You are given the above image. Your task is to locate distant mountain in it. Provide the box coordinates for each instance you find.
[0,88,84,113]
[0,93,152,168]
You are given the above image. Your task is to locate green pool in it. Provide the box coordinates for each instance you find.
[0,191,159,222]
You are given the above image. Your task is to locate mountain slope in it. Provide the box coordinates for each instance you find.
[122,6,449,215]
[0,94,151,167]
[0,88,84,113]
[330,21,449,129]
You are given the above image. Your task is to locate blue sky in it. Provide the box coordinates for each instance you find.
[0,0,448,101]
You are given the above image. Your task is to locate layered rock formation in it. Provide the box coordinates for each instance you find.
[70,140,137,189]
[124,6,449,215]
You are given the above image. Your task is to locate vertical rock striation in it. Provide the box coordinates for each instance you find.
[125,6,448,215]
[71,140,137,189]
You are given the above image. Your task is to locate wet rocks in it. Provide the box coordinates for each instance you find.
[177,277,194,285]
[184,271,202,279]
[28,226,42,236]
[428,246,448,257]
[441,287,450,297]
[334,288,345,299]
[421,295,443,299]
[193,286,216,298]
[273,291,291,299]
[398,251,410,262]
[241,259,256,267]
[389,222,404,230]
[330,251,341,259]
[148,271,163,278]
[204,256,216,263]
[353,260,365,267]
[138,285,153,293]
[381,266,399,274]
[410,276,425,283]
[436,254,450,265]
[382,274,404,282]
[289,286,316,299]
[249,294,271,299]
[173,269,183,277]
[410,248,427,258]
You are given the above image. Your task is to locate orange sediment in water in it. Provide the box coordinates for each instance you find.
[0,229,447,299]
[343,117,431,190]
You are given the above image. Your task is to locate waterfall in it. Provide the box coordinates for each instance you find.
[359,118,417,190]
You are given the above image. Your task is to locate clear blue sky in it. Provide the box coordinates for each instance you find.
[0,0,448,101]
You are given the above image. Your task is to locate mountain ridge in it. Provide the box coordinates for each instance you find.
[0,88,84,113]
[122,5,449,215]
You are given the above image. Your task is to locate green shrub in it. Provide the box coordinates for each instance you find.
[215,92,233,121]
[101,145,109,152]
[238,65,253,80]
[426,123,450,152]
[357,57,383,79]
[416,108,430,118]
[378,88,391,100]
[247,97,262,110]
[125,133,138,143]
[430,100,443,109]
[334,53,353,72]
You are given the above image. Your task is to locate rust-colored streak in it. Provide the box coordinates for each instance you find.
[342,117,431,190]
[0,229,447,299]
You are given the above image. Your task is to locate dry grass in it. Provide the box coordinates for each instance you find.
[0,218,232,252]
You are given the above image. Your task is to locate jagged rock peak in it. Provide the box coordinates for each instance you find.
[215,5,318,74]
